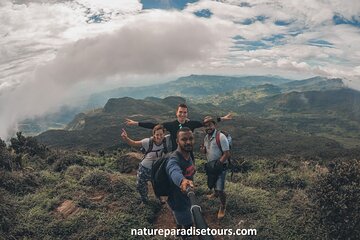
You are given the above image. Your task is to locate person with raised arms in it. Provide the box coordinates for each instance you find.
[121,124,170,204]
[125,103,233,152]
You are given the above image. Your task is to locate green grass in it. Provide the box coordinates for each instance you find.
[0,146,348,239]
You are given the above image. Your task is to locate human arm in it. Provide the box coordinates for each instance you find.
[219,150,230,163]
[124,118,157,129]
[187,112,234,130]
[218,112,233,122]
[120,128,142,147]
[166,157,194,193]
[199,143,206,154]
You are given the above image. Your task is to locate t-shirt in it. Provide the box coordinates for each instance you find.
[140,134,171,169]
[204,129,230,163]
[166,151,196,211]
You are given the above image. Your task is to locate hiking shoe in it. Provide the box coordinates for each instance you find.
[206,192,217,200]
[217,206,226,219]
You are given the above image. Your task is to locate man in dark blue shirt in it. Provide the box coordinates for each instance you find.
[166,127,195,238]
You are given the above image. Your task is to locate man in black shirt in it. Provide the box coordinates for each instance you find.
[125,103,232,151]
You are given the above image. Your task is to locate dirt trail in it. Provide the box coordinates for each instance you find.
[153,197,228,240]
[129,174,231,239]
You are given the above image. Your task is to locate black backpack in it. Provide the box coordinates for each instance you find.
[151,151,183,197]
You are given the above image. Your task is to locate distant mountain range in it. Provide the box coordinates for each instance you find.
[86,75,295,108]
[36,77,360,156]
[20,75,345,136]
[192,76,344,107]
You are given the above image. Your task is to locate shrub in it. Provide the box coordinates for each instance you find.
[0,145,14,171]
[310,158,360,239]
[0,171,40,195]
[0,139,23,171]
[80,170,111,191]
[46,153,58,165]
[0,189,17,235]
[65,165,86,181]
[53,155,85,172]
[111,175,136,197]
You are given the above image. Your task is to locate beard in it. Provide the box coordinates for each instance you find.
[183,144,193,152]
[206,128,215,135]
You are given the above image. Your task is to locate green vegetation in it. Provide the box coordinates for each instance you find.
[7,75,360,239]
[0,134,159,240]
[1,132,359,239]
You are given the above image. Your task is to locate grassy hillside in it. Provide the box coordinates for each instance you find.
[9,77,360,239]
[1,134,359,239]
[235,88,360,148]
[37,89,360,154]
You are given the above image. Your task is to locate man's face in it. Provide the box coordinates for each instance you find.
[204,121,216,135]
[176,107,188,122]
[153,129,165,145]
[177,131,194,152]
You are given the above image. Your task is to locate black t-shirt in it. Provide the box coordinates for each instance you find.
[139,120,203,151]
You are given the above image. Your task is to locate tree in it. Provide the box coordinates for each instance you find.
[10,132,46,157]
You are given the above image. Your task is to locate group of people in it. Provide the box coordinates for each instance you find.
[121,103,232,238]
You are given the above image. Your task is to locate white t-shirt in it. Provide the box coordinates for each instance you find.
[204,130,230,163]
[140,134,171,169]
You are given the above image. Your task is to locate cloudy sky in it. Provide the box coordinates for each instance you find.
[0,0,360,139]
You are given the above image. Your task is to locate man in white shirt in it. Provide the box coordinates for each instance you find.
[201,116,230,219]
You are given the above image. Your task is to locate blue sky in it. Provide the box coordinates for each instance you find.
[141,0,198,10]
[0,0,360,138]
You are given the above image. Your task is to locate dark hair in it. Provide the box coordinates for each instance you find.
[176,127,192,138]
[203,116,216,125]
[152,124,165,135]
[177,103,188,111]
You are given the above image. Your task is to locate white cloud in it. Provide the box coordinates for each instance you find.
[184,0,360,81]
[0,8,231,139]
[0,0,142,90]
[1,0,360,139]
[75,0,141,11]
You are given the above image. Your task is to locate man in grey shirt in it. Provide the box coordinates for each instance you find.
[121,125,171,204]
[201,116,230,219]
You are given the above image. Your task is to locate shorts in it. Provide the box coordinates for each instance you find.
[215,170,227,191]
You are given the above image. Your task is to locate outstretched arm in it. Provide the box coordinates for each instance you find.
[219,112,233,121]
[121,128,142,147]
[124,118,139,126]
[166,157,194,193]
[187,112,234,129]
[124,118,157,129]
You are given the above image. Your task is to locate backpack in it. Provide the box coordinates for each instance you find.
[215,130,234,180]
[151,153,172,197]
[151,151,186,197]
[140,137,168,158]
[215,130,232,152]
